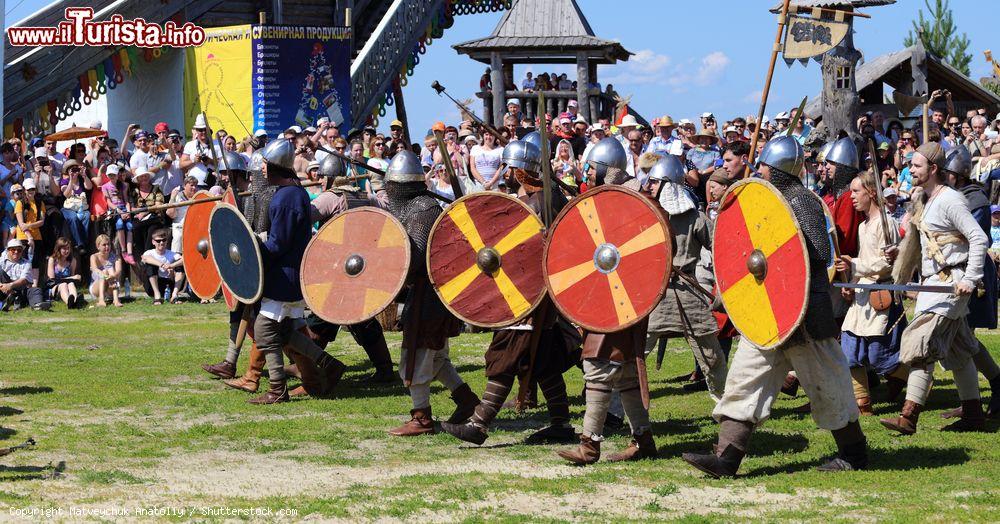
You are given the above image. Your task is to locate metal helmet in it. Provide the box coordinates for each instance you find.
[249,151,265,176]
[585,137,628,178]
[318,153,346,178]
[757,135,805,177]
[825,137,859,171]
[385,150,425,183]
[261,138,295,170]
[943,145,973,177]
[816,141,834,163]
[218,150,248,173]
[522,131,542,150]
[501,140,541,172]
[647,155,686,184]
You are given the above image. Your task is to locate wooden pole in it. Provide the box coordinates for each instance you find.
[744,0,792,178]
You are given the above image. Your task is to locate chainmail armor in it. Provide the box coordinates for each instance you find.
[244,167,276,234]
[769,171,838,341]
[831,165,857,198]
[603,166,631,186]
[385,181,441,256]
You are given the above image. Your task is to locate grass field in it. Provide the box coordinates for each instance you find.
[0,299,999,522]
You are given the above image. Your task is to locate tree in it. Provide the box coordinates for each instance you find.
[903,0,972,76]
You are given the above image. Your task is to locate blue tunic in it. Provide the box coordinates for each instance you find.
[261,184,311,302]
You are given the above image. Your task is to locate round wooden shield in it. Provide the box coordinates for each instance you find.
[220,187,241,311]
[300,207,409,325]
[712,179,809,350]
[544,185,673,333]
[427,192,546,328]
[209,203,263,304]
[813,193,838,283]
[182,190,222,300]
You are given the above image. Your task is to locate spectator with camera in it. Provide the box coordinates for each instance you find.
[130,129,175,193]
[58,159,92,250]
[180,114,217,189]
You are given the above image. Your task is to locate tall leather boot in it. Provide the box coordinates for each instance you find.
[880,400,921,435]
[606,429,657,462]
[682,417,753,478]
[353,319,396,384]
[389,407,434,436]
[780,373,799,396]
[556,434,601,465]
[988,376,1000,419]
[223,342,264,393]
[314,352,347,397]
[817,420,868,471]
[248,378,289,405]
[285,347,324,398]
[943,399,987,432]
[447,383,480,424]
[202,359,236,380]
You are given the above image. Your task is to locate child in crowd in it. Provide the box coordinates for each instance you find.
[101,165,135,265]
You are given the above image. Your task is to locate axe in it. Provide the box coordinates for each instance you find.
[432,80,509,146]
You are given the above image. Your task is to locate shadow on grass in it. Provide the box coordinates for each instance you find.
[0,407,24,417]
[0,461,66,482]
[738,445,972,477]
[0,427,16,441]
[657,429,810,461]
[0,386,54,396]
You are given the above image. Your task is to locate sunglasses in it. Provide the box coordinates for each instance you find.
[7,247,23,252]
[152,238,167,243]
[373,143,385,147]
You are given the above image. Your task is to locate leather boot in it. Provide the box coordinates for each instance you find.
[389,408,434,436]
[943,399,987,432]
[988,377,1000,419]
[360,366,398,385]
[440,421,488,445]
[202,359,236,380]
[940,406,963,419]
[556,434,601,465]
[222,342,264,393]
[283,363,301,379]
[885,376,906,403]
[447,383,480,424]
[780,373,799,396]
[681,417,752,478]
[606,430,657,462]
[818,420,868,472]
[248,379,289,405]
[857,396,874,416]
[286,347,325,397]
[315,353,347,397]
[880,400,921,435]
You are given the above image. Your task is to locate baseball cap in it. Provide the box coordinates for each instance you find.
[591,123,606,132]
[133,130,150,141]
[22,179,36,190]
[305,126,317,134]
[285,125,302,134]
[992,204,1000,214]
[701,112,714,119]
[878,141,890,151]
[724,126,739,135]
[89,120,103,130]
[106,164,121,175]
[390,119,403,128]
[317,117,330,125]
[9,184,23,193]
[883,187,898,198]
[507,99,520,106]
[431,121,446,133]
[678,118,693,126]
[134,167,151,179]
[307,160,320,171]
[560,117,571,124]
[6,239,23,249]
[568,100,578,107]
[34,147,47,159]
[154,122,170,133]
[254,129,268,137]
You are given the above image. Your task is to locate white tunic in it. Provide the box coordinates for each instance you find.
[914,187,988,319]
[842,214,899,336]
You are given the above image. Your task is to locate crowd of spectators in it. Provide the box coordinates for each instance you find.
[3,86,1000,312]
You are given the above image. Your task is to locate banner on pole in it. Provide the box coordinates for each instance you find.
[782,15,849,60]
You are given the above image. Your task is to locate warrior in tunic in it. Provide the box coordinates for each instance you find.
[881,143,989,434]
[558,137,658,465]
[382,150,480,436]
[682,136,869,477]
[940,146,1000,419]
[441,140,581,446]
[644,155,728,401]
[835,170,906,416]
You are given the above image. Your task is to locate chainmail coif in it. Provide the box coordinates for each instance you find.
[769,170,838,341]
[385,181,441,255]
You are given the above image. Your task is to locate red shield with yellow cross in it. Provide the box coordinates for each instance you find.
[427,192,546,328]
[713,179,809,349]
[300,208,409,325]
[181,190,222,301]
[544,186,673,333]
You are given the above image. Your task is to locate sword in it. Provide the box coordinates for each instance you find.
[833,282,955,294]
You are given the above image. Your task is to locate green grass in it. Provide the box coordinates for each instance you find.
[0,299,999,521]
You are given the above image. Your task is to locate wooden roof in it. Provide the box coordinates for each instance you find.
[770,0,895,12]
[454,0,631,64]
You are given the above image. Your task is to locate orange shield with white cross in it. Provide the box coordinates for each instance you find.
[427,192,547,328]
[543,186,673,333]
[713,179,810,349]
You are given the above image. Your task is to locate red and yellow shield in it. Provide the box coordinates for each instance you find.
[713,179,809,349]
[301,208,409,325]
[544,186,672,333]
[427,193,546,328]
[182,190,222,300]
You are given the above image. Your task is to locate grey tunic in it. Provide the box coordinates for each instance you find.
[647,209,718,337]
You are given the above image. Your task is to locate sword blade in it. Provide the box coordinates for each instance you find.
[833,282,954,294]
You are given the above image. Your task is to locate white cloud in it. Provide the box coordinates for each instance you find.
[743,89,764,103]
[694,51,730,85]
[630,49,671,74]
[601,49,672,86]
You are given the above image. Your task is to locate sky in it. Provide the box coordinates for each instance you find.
[5,0,997,136]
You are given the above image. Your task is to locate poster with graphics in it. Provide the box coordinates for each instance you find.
[251,26,352,136]
[183,25,254,137]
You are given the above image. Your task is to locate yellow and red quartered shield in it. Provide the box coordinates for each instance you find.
[182,190,222,300]
[427,192,546,328]
[544,186,672,333]
[300,207,409,325]
[713,179,810,350]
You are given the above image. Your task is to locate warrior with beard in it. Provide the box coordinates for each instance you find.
[382,150,480,436]
[682,136,869,477]
[441,140,581,446]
